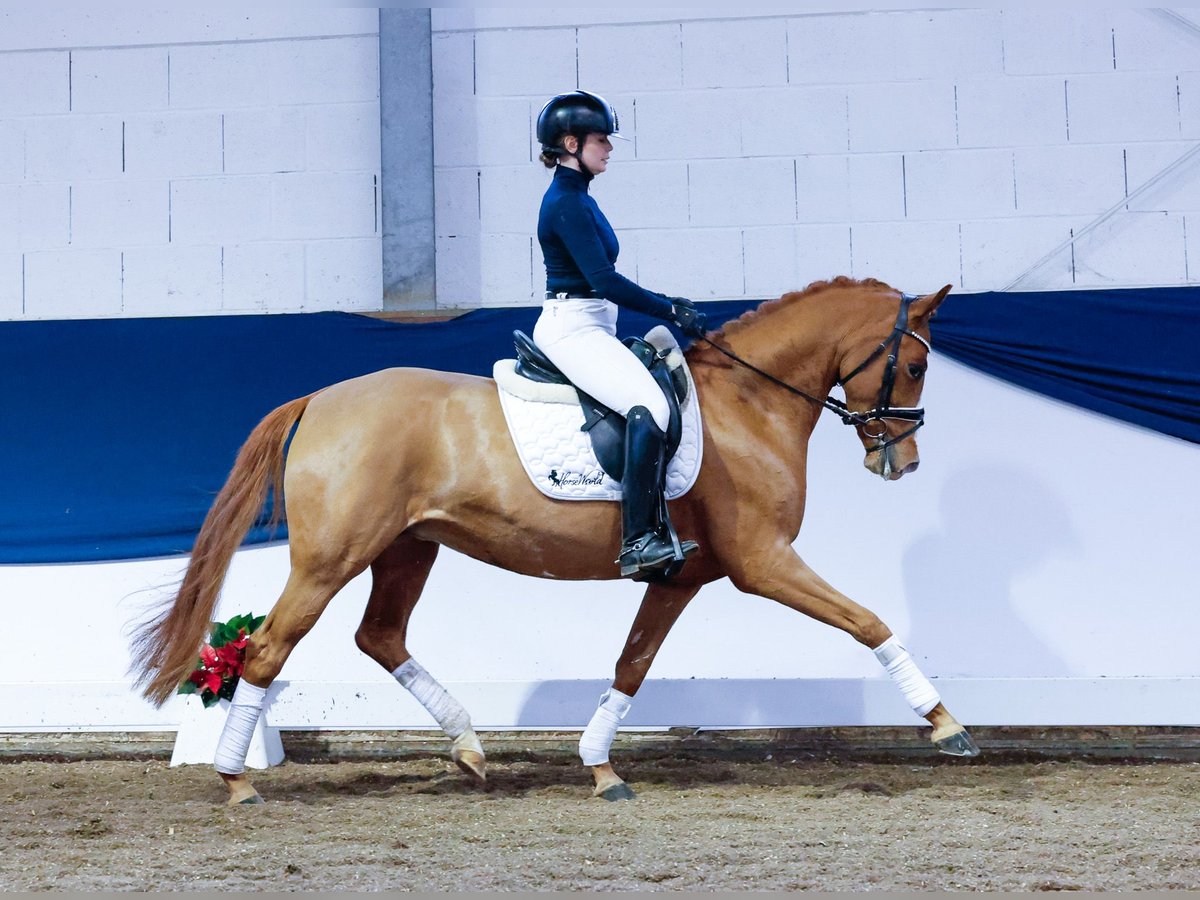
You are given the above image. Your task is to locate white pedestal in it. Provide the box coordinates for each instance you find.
[169,691,285,768]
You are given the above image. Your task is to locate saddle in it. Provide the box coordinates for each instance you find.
[511,329,689,481]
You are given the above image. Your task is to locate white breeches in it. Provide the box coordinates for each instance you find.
[533,297,671,432]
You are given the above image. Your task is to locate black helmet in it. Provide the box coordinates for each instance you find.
[536,90,621,152]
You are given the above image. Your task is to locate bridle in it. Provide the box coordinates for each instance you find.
[697,292,931,451]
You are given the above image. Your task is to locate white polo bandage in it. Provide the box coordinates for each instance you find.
[873,636,940,717]
[213,679,267,775]
[578,688,633,766]
[392,658,470,739]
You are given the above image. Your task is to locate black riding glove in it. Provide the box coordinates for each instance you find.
[669,298,707,338]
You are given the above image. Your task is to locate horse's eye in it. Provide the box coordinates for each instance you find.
[907,363,925,380]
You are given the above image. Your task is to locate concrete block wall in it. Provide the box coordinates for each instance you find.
[0,11,382,320]
[431,8,1200,307]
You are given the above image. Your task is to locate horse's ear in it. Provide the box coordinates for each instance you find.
[911,284,952,320]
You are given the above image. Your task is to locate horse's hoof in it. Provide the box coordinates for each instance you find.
[452,749,488,786]
[934,729,981,757]
[228,793,264,806]
[596,782,637,802]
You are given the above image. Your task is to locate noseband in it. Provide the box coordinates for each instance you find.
[697,292,930,451]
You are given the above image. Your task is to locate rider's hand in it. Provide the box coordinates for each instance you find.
[669,298,707,338]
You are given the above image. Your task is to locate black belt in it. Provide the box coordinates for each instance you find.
[544,291,599,300]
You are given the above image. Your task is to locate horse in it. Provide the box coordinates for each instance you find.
[130,276,975,805]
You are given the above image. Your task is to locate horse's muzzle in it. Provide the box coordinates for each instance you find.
[865,443,919,481]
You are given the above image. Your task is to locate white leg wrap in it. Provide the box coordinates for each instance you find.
[392,658,470,739]
[874,636,940,717]
[578,688,633,767]
[213,680,268,775]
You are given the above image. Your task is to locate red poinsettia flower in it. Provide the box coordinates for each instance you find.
[201,669,223,694]
[215,642,244,674]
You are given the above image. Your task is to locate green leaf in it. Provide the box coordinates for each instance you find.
[177,680,197,695]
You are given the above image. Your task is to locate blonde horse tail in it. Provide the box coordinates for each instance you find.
[130,394,314,707]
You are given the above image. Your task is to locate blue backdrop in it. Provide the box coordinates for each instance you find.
[2,286,1197,563]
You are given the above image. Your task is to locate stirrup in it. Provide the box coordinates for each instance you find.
[616,533,698,579]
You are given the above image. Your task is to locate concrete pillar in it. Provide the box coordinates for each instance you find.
[378,9,435,310]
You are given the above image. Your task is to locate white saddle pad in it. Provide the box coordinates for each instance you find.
[493,326,704,502]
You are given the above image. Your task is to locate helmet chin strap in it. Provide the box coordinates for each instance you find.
[567,135,595,179]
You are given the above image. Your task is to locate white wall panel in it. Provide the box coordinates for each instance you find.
[847,82,957,153]
[904,149,1015,221]
[0,10,379,52]
[0,185,16,246]
[1000,10,1115,75]
[1067,72,1183,144]
[590,161,689,230]
[434,95,531,168]
[1125,142,1200,214]
[23,249,122,318]
[70,48,168,113]
[787,14,899,86]
[850,221,961,290]
[742,224,852,297]
[71,180,168,248]
[1110,9,1200,73]
[738,86,848,157]
[305,103,381,172]
[170,176,273,244]
[955,76,1067,148]
[121,245,223,316]
[223,109,306,175]
[435,233,483,307]
[24,115,122,181]
[271,172,377,241]
[1072,212,1188,286]
[634,90,743,160]
[473,28,577,98]
[0,119,21,181]
[636,227,743,298]
[14,183,69,250]
[688,157,796,227]
[0,186,63,251]
[167,44,274,110]
[480,232,534,304]
[0,253,19,318]
[434,166,481,239]
[478,165,548,235]
[959,217,1083,292]
[1182,72,1200,140]
[123,112,223,178]
[0,50,68,115]
[306,239,384,310]
[1013,145,1126,216]
[578,24,682,94]
[222,242,306,313]
[682,18,787,89]
[431,31,474,102]
[268,36,379,106]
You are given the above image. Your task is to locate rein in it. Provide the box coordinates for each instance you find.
[696,292,930,451]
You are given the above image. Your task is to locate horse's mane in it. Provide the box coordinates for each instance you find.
[688,276,893,364]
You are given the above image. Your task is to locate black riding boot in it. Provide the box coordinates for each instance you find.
[616,407,699,579]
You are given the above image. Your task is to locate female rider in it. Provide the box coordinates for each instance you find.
[532,89,705,580]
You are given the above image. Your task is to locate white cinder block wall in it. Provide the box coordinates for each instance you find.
[432,8,1200,307]
[0,10,382,320]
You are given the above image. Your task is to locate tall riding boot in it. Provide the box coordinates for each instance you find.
[616,406,699,579]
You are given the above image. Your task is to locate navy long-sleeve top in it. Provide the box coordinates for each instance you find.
[537,166,675,319]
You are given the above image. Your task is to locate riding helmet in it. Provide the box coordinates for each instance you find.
[536,90,622,152]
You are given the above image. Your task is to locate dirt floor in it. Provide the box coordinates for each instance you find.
[2,752,1199,892]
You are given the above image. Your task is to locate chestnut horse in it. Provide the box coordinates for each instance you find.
[132,276,975,805]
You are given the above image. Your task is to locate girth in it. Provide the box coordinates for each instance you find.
[512,330,687,481]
